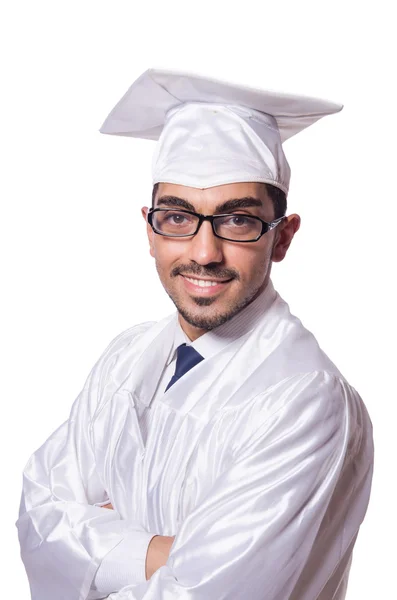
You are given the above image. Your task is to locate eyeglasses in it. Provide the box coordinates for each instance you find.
[147,208,285,243]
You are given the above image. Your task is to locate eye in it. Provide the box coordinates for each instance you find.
[219,214,254,228]
[166,213,187,224]
[153,210,197,234]
[230,215,249,226]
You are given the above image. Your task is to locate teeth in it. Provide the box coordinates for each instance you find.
[185,277,222,287]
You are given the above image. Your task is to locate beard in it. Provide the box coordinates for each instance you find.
[157,261,267,331]
[170,282,265,330]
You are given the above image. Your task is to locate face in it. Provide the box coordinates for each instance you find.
[141,182,300,340]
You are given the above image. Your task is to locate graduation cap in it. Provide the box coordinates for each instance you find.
[100,68,343,194]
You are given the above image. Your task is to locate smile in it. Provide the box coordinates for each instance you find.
[181,275,233,294]
[184,277,228,287]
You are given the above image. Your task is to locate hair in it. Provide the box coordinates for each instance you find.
[151,182,287,219]
[264,184,287,219]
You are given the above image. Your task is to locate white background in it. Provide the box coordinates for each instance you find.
[1,1,395,597]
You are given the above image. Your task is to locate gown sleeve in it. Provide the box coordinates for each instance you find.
[16,328,157,600]
[106,371,373,600]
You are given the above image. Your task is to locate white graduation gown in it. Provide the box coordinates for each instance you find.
[16,281,374,600]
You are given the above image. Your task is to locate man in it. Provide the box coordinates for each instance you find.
[17,68,374,600]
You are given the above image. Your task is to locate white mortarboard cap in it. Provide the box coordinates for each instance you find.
[100,68,343,194]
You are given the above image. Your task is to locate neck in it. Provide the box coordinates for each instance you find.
[178,316,206,341]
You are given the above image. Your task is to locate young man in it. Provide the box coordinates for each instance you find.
[17,69,374,600]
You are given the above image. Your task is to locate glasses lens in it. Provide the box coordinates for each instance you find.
[152,210,199,236]
[214,215,262,241]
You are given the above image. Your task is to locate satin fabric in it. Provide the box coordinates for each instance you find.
[17,282,374,599]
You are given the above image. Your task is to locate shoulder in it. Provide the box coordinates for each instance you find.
[95,320,157,368]
[231,370,367,456]
[76,320,158,415]
[263,294,345,381]
[251,370,353,418]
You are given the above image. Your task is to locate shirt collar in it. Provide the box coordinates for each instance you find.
[165,319,192,366]
[167,278,277,364]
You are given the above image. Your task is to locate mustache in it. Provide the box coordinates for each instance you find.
[171,264,240,280]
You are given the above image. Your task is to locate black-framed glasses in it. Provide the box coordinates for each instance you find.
[147,208,285,243]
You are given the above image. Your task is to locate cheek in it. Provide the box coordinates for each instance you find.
[227,244,270,280]
[152,239,184,271]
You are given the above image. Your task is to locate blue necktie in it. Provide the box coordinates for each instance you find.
[165,343,204,391]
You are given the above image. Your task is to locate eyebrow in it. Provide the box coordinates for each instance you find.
[156,195,264,213]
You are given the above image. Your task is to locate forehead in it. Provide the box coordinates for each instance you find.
[155,182,271,209]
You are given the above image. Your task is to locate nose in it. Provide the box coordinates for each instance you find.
[188,220,224,265]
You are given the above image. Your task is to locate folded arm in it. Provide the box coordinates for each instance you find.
[16,329,159,600]
[106,372,360,600]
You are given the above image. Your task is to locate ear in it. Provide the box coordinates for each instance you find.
[141,206,155,258]
[271,214,301,262]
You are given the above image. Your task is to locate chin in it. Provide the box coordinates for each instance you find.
[177,307,234,331]
[173,288,257,331]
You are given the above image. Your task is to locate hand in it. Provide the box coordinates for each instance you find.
[101,502,175,580]
[145,535,175,580]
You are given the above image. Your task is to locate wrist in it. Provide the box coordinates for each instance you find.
[145,535,175,580]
